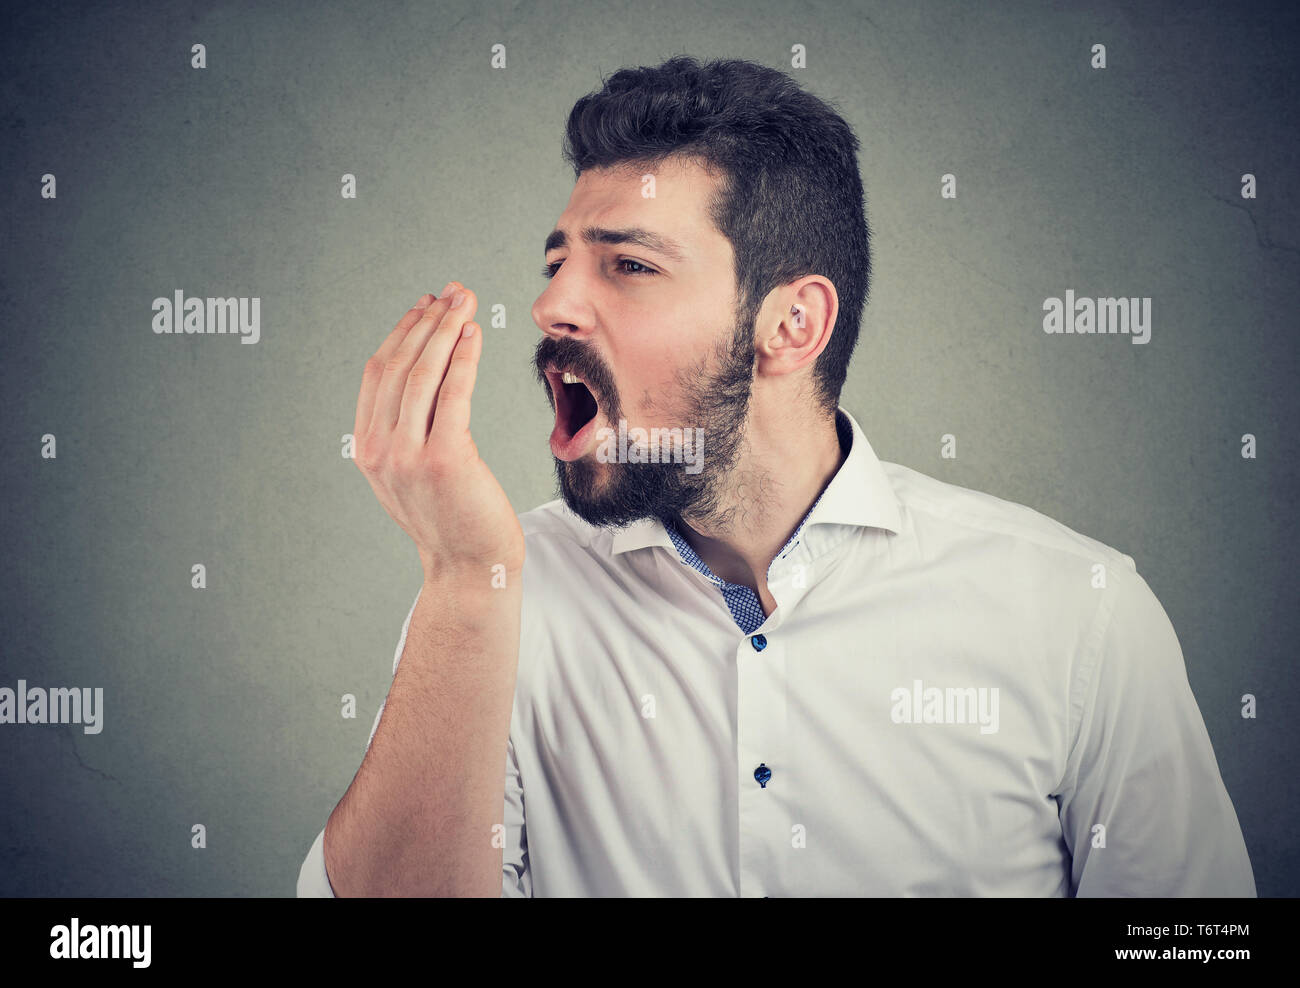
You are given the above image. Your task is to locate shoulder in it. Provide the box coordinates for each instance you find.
[878,461,1181,721]
[515,499,627,610]
[881,459,1138,577]
[518,498,609,559]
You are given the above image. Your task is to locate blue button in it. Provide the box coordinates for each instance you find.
[751,634,767,652]
[754,763,771,788]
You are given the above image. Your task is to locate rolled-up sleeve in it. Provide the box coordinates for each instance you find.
[296,826,335,897]
[298,586,532,897]
[1056,566,1256,896]
[501,733,531,897]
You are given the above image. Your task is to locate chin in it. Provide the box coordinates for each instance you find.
[555,459,658,529]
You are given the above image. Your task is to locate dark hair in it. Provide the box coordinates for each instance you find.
[561,55,871,414]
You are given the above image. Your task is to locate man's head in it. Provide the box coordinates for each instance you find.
[531,55,871,531]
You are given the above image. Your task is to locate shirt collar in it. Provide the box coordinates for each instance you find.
[609,407,902,556]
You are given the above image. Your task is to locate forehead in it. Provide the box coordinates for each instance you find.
[553,158,729,258]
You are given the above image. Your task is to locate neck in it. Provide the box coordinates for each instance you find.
[676,407,845,605]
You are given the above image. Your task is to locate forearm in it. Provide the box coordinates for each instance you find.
[323,572,523,896]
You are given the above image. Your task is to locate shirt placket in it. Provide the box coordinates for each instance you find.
[736,625,788,897]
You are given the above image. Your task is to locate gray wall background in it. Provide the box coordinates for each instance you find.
[1,0,1296,896]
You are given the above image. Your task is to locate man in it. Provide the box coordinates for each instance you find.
[298,56,1255,896]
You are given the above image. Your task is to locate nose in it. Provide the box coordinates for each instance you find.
[532,268,592,342]
[532,293,571,342]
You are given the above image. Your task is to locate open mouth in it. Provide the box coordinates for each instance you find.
[546,367,603,460]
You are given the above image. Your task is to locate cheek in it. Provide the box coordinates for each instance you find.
[614,347,680,417]
[611,305,716,415]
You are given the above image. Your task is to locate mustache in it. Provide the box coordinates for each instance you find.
[533,336,619,412]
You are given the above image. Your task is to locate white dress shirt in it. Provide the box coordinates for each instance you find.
[298,408,1255,897]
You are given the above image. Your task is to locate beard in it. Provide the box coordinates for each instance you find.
[533,308,756,531]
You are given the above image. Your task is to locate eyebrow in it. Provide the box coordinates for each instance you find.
[544,225,686,262]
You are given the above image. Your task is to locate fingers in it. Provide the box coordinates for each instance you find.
[429,320,482,443]
[397,286,478,445]
[371,292,460,438]
[355,293,434,446]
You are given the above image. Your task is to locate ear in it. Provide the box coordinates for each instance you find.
[754,276,838,381]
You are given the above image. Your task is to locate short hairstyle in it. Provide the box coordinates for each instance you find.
[560,55,871,413]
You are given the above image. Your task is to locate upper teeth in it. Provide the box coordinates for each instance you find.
[561,371,581,384]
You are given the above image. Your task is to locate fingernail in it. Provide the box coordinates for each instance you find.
[451,290,466,309]
[440,282,457,298]
[416,293,432,306]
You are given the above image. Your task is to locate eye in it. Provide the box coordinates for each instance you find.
[540,258,659,279]
[616,258,657,276]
